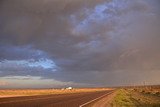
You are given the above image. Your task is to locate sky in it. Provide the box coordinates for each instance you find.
[0,0,160,88]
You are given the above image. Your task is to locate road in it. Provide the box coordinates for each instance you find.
[0,90,113,107]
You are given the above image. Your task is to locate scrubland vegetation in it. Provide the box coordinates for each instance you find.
[111,87,160,107]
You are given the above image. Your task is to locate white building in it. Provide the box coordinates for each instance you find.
[66,87,73,90]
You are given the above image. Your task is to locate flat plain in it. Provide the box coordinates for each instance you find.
[0,86,160,107]
[0,88,113,107]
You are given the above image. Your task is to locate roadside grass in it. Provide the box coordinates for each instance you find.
[110,88,160,107]
[111,89,137,107]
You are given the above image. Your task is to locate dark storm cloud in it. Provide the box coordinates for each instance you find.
[0,0,160,86]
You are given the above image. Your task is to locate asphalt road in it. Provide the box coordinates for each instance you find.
[0,90,113,107]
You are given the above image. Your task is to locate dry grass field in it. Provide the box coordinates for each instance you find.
[0,88,111,98]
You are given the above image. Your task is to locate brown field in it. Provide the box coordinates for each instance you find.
[0,88,112,98]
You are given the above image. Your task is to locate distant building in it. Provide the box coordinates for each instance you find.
[66,87,73,90]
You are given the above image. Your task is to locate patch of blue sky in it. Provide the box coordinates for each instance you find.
[2,58,56,69]
[27,58,55,69]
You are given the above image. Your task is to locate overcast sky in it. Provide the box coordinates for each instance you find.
[0,0,160,88]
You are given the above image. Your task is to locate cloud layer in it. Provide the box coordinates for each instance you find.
[0,0,160,88]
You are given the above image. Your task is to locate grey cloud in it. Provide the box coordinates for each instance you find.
[0,0,160,87]
[0,45,49,61]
